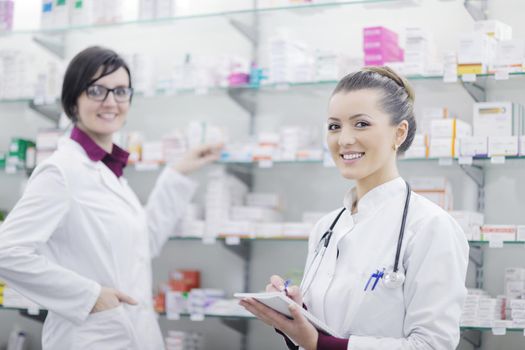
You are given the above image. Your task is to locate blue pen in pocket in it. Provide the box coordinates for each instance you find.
[364,269,384,291]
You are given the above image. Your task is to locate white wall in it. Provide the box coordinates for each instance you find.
[1,1,525,349]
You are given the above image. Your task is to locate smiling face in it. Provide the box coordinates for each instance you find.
[327,89,404,183]
[75,67,131,144]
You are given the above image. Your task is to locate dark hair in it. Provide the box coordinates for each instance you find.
[61,46,132,122]
[332,66,416,153]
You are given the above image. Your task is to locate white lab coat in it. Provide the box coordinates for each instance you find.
[303,177,469,350]
[0,138,197,350]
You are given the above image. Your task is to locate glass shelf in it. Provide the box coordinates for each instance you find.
[169,236,525,246]
[1,0,397,36]
[158,312,255,320]
[169,236,309,242]
[469,241,525,246]
[460,326,525,333]
[3,71,525,106]
[0,305,523,333]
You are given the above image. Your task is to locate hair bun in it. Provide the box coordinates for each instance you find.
[363,66,415,103]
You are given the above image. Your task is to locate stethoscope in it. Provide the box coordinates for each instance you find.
[300,181,412,297]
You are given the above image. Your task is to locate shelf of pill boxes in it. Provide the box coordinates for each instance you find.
[0,304,523,336]
[168,235,525,247]
[0,0,399,36]
[126,155,525,173]
[2,71,525,106]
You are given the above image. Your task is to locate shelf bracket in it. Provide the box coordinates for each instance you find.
[469,245,484,290]
[229,19,258,46]
[28,101,61,125]
[461,329,482,349]
[226,163,254,189]
[461,80,486,103]
[464,0,488,21]
[222,240,251,261]
[32,33,66,59]
[459,164,485,212]
[469,245,483,267]
[227,87,257,136]
[227,88,256,116]
[220,317,249,334]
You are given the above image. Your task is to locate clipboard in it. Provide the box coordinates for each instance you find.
[234,292,343,338]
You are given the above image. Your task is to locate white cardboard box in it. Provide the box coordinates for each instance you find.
[482,225,516,241]
[473,102,514,137]
[429,137,456,158]
[430,118,472,138]
[459,136,488,157]
[488,136,518,156]
[474,20,513,41]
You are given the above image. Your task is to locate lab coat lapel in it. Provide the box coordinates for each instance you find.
[97,164,141,213]
[318,212,354,321]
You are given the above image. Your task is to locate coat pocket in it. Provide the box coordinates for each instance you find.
[73,305,138,350]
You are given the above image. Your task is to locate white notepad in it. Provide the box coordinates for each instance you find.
[234,292,343,338]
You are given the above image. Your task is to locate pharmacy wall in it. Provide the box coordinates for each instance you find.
[1,0,525,349]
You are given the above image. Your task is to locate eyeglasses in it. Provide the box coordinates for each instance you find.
[85,85,134,103]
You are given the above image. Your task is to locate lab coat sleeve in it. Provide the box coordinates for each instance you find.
[348,213,469,350]
[146,166,198,257]
[0,164,101,325]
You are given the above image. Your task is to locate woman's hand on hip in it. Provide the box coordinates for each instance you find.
[239,298,318,350]
[266,275,303,306]
[90,287,138,314]
[172,143,223,175]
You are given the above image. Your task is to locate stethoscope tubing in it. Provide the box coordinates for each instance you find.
[301,181,411,297]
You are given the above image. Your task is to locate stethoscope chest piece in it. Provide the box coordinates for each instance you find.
[382,270,405,289]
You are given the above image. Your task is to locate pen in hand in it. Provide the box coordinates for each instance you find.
[283,279,291,297]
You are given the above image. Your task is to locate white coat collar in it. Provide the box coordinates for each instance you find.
[343,177,406,222]
[57,137,141,213]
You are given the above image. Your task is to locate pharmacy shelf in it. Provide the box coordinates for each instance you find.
[159,312,254,320]
[127,156,525,173]
[169,236,309,242]
[169,236,525,246]
[3,71,525,107]
[3,305,519,337]
[0,0,397,37]
[469,241,525,245]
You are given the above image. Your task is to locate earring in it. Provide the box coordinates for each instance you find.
[392,144,398,151]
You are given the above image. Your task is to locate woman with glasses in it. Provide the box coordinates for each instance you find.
[0,46,221,350]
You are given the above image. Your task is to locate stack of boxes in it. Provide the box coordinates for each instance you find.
[429,117,472,159]
[491,39,525,73]
[35,129,63,166]
[403,27,440,76]
[139,0,190,20]
[41,0,125,29]
[204,168,248,238]
[457,20,512,75]
[177,204,205,238]
[0,51,36,100]
[0,0,14,31]
[268,35,315,83]
[5,138,36,174]
[505,268,525,328]
[409,177,453,211]
[165,331,202,350]
[459,101,525,158]
[449,211,484,241]
[363,26,404,67]
[461,289,505,328]
[508,298,525,329]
